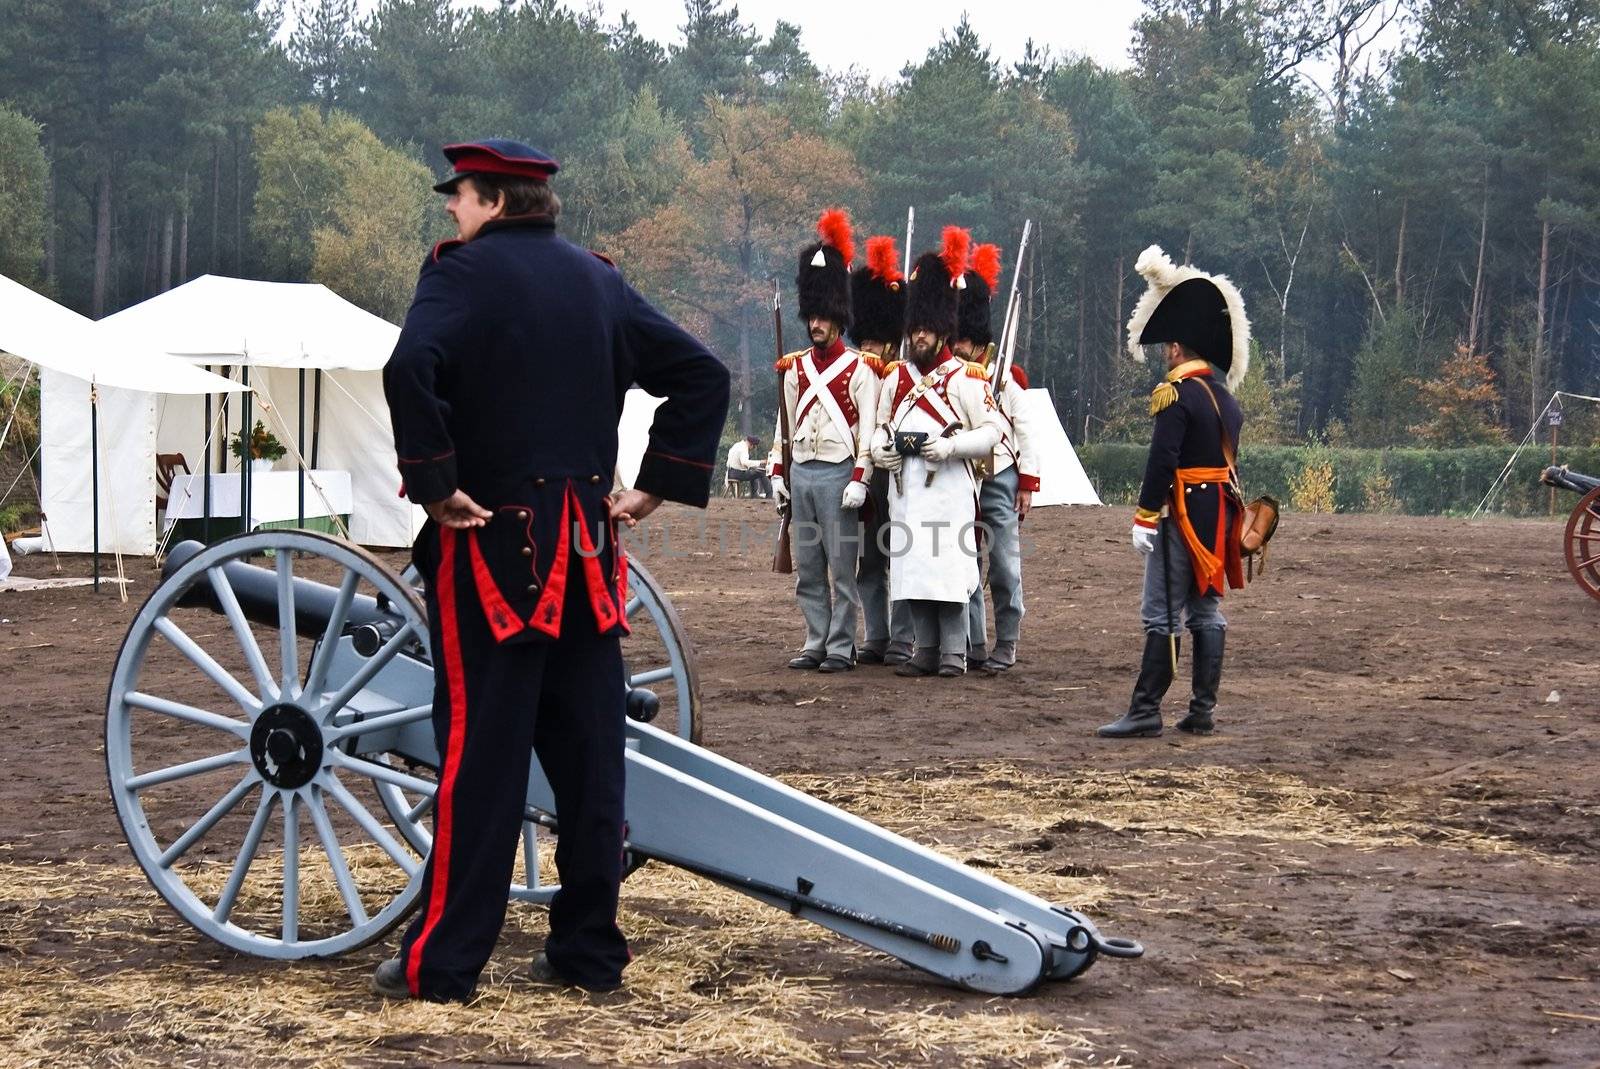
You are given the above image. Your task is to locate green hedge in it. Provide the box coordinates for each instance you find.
[1078,443,1600,516]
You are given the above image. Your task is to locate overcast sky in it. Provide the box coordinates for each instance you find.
[604,0,1151,77]
[353,1,1409,95]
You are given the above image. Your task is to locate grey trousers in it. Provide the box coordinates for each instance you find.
[967,466,1024,655]
[1141,517,1226,635]
[790,458,862,659]
[906,598,967,658]
[857,468,892,644]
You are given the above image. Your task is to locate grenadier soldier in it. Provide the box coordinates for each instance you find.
[870,227,1004,678]
[770,210,879,673]
[847,234,905,665]
[1099,245,1247,738]
[375,139,729,1000]
[952,243,1040,673]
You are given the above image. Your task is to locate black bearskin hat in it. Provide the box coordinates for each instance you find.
[848,234,905,348]
[956,242,1002,348]
[903,226,970,339]
[796,208,854,329]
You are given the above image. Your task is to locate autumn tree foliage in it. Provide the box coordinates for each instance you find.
[612,99,861,433]
[1408,345,1507,446]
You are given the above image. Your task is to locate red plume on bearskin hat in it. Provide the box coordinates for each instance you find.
[904,226,970,339]
[957,242,1002,348]
[797,208,854,329]
[849,235,906,348]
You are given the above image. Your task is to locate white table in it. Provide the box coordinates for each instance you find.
[164,469,353,527]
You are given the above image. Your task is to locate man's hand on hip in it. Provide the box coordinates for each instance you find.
[425,489,493,529]
[609,489,662,528]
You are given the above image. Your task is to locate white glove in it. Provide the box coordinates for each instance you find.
[871,441,903,472]
[1131,524,1158,555]
[772,476,789,509]
[920,436,956,463]
[841,480,867,509]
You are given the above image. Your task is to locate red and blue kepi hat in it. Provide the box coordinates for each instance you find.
[433,139,560,193]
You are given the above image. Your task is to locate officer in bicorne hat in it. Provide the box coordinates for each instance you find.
[1098,245,1246,738]
[951,243,1040,673]
[769,210,880,672]
[847,235,904,664]
[375,138,729,999]
[870,227,1004,678]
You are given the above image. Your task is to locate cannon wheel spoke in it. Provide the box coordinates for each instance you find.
[213,790,277,924]
[308,785,368,927]
[125,691,249,739]
[304,569,361,699]
[158,773,257,869]
[276,553,300,699]
[153,616,263,716]
[208,566,278,702]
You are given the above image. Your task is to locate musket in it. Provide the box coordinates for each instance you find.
[771,278,795,574]
[898,206,915,364]
[990,219,1032,392]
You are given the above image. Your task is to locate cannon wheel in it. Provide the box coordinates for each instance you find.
[107,530,431,959]
[382,555,699,902]
[110,531,704,955]
[1564,486,1600,601]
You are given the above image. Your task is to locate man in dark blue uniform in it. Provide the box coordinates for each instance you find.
[373,139,729,1001]
[1098,245,1246,739]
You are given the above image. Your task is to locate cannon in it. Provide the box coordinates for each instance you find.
[106,529,1141,994]
[1541,465,1600,601]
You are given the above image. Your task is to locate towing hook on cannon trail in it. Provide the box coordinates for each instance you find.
[113,531,1142,992]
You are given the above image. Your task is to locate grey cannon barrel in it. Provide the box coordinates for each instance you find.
[163,539,404,654]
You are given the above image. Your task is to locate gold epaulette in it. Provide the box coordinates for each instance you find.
[1150,380,1179,415]
[775,348,806,372]
[964,361,990,380]
[859,352,885,375]
[880,360,901,378]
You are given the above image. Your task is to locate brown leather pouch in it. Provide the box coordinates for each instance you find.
[1240,494,1280,578]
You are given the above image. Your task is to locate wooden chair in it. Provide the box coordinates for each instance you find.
[156,453,190,513]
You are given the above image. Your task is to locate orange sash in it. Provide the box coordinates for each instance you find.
[1171,466,1244,596]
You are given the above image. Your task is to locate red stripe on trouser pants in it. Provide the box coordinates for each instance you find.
[407,527,469,996]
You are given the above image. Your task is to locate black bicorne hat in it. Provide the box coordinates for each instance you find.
[1125,245,1252,389]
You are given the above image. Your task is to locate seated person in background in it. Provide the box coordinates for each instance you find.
[726,435,771,497]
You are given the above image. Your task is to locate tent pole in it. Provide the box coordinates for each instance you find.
[203,366,213,543]
[91,384,100,594]
[241,365,251,539]
[311,368,323,469]
[298,367,306,528]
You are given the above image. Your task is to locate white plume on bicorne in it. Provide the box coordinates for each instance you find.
[1124,243,1252,391]
[810,249,827,267]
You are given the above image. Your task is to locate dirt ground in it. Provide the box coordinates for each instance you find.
[1,500,1597,1067]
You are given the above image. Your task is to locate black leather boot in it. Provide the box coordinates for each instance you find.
[1097,632,1175,738]
[1177,628,1224,735]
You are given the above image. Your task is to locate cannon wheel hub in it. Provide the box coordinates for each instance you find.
[250,704,324,789]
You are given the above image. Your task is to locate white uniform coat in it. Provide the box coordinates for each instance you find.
[872,354,1004,604]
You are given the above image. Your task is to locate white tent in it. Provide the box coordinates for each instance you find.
[1020,389,1101,507]
[0,274,247,558]
[96,275,420,549]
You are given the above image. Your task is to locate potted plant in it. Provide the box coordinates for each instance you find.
[230,420,287,473]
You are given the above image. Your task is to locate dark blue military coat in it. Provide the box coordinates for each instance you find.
[1137,363,1245,593]
[384,215,729,642]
